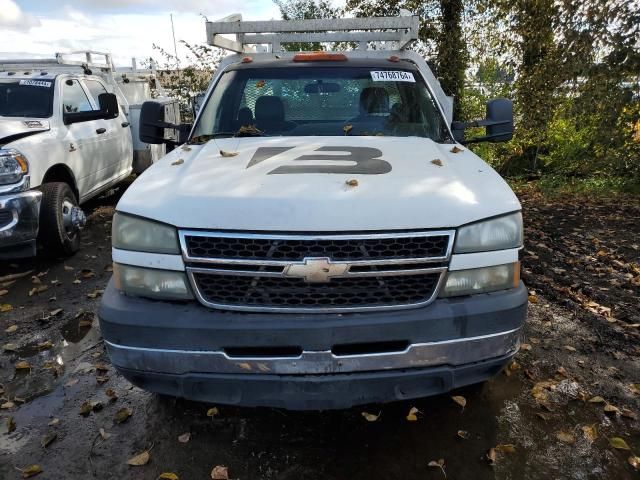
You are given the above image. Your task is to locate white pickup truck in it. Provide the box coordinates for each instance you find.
[0,52,178,258]
[99,16,526,410]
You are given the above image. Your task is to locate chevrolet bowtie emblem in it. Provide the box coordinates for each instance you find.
[283,257,349,283]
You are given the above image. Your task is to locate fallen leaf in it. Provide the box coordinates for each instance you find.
[211,466,229,479]
[81,269,95,278]
[609,437,630,450]
[31,275,41,284]
[91,401,104,412]
[171,159,185,165]
[431,159,443,167]
[582,424,598,442]
[15,361,31,371]
[604,404,620,414]
[451,395,466,410]
[72,279,81,285]
[588,395,605,403]
[520,343,532,351]
[20,464,42,478]
[99,428,111,440]
[220,151,238,157]
[49,308,63,316]
[556,431,575,444]
[2,343,18,352]
[495,444,516,453]
[206,407,219,417]
[1,401,15,409]
[621,408,637,420]
[361,411,380,422]
[178,432,191,443]
[427,458,446,477]
[5,416,16,433]
[406,407,419,422]
[48,418,59,426]
[450,145,463,153]
[343,124,353,135]
[1,305,14,314]
[487,448,497,464]
[28,285,48,296]
[528,295,538,304]
[629,455,640,471]
[563,345,577,352]
[345,179,358,187]
[86,290,103,299]
[37,341,53,350]
[536,412,550,421]
[65,378,79,387]
[114,407,132,424]
[63,265,74,271]
[0,289,8,296]
[127,450,150,466]
[105,388,118,401]
[159,474,179,480]
[96,375,109,385]
[457,430,469,439]
[79,401,92,416]
[41,432,57,448]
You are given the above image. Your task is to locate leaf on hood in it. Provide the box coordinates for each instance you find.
[15,361,31,371]
[343,124,353,135]
[609,437,631,450]
[450,145,464,153]
[345,179,359,187]
[159,473,179,480]
[220,150,239,158]
[581,424,598,442]
[19,464,43,478]
[178,432,191,443]
[114,407,133,424]
[171,159,185,165]
[361,411,381,422]
[206,407,219,417]
[211,465,229,479]
[406,407,419,422]
[1,305,14,314]
[431,159,443,167]
[451,395,466,410]
[41,432,57,448]
[556,431,575,444]
[126,450,150,466]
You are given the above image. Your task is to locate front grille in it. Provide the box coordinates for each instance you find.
[193,272,442,309]
[181,230,453,312]
[185,233,450,261]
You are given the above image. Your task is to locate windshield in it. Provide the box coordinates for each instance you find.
[0,80,54,118]
[192,66,449,141]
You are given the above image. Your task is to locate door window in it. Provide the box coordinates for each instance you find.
[84,79,108,106]
[62,79,93,113]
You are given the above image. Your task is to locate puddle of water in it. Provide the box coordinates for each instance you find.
[61,312,94,344]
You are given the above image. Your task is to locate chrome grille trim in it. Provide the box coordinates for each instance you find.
[179,230,455,313]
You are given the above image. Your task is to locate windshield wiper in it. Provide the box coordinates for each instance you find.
[189,126,267,145]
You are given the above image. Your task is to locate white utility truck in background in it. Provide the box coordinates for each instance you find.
[100,15,527,410]
[0,51,180,258]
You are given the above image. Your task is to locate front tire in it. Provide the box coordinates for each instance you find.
[38,182,82,256]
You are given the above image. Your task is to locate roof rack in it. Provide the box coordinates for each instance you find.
[206,13,420,53]
[0,51,115,74]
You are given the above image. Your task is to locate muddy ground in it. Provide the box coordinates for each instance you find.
[0,183,639,480]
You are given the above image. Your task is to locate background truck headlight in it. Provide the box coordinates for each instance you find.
[454,212,523,253]
[440,263,520,298]
[112,212,179,254]
[0,148,28,186]
[113,263,193,300]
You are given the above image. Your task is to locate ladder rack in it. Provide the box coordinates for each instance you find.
[0,51,114,74]
[206,13,420,53]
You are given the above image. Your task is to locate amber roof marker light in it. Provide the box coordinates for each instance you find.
[293,52,348,62]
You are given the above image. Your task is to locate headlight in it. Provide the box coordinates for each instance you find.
[112,212,179,254]
[113,263,193,300]
[0,148,28,186]
[440,263,520,298]
[455,212,523,253]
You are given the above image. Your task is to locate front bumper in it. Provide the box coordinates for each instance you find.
[0,189,42,259]
[99,281,527,410]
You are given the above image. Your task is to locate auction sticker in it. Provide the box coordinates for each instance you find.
[370,71,415,82]
[19,80,52,88]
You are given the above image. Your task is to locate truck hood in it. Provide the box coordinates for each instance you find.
[118,136,521,231]
[0,118,50,146]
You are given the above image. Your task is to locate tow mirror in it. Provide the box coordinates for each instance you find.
[139,99,187,145]
[64,92,120,125]
[451,98,514,144]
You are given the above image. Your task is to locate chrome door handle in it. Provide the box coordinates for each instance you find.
[121,122,130,128]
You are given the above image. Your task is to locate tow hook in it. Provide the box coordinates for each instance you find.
[70,206,86,231]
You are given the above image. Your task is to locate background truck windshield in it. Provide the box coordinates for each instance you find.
[0,80,54,118]
[193,66,449,141]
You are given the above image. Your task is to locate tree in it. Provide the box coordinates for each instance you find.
[273,0,340,51]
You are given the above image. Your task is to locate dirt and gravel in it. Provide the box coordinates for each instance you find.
[0,182,639,480]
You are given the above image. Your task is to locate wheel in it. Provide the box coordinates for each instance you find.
[38,182,85,256]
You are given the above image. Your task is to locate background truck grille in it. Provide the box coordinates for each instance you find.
[181,231,454,313]
[193,272,442,309]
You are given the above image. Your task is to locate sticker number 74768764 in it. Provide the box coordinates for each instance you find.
[246,146,392,175]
